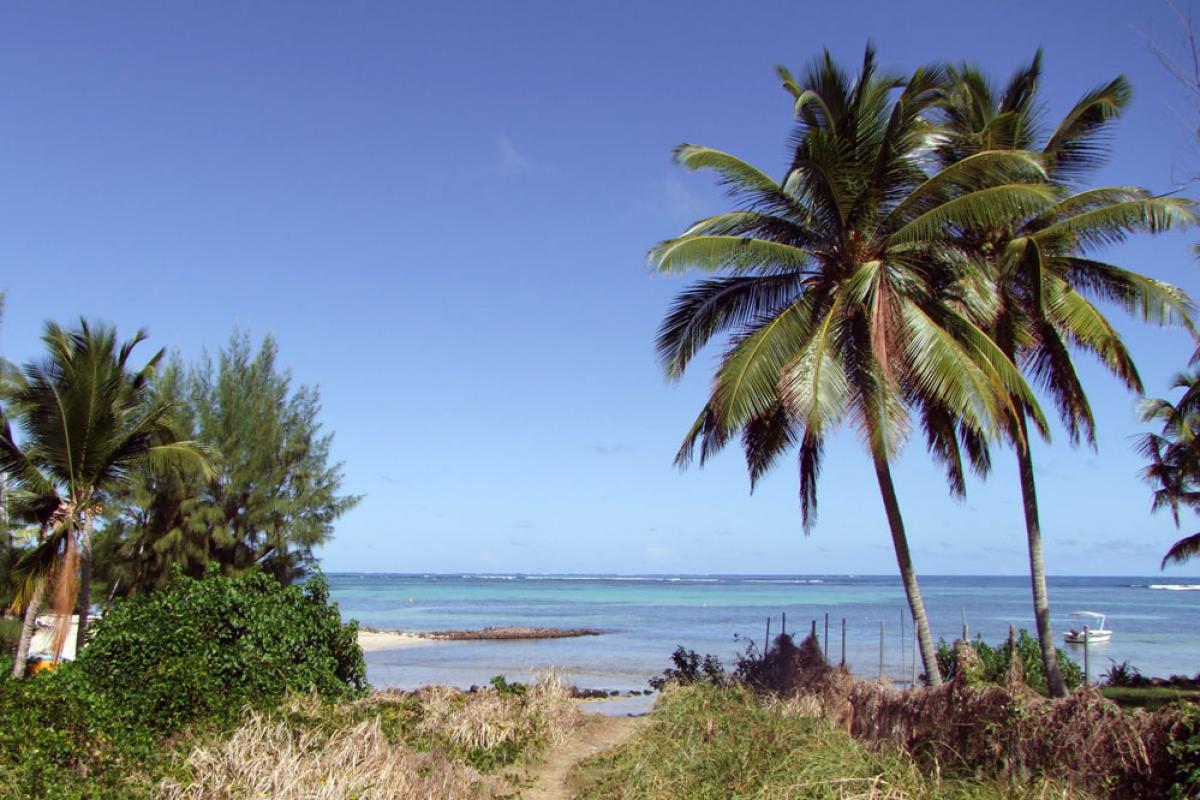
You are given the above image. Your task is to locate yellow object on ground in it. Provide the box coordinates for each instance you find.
[28,659,59,675]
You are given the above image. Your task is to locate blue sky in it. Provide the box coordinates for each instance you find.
[2,1,1199,576]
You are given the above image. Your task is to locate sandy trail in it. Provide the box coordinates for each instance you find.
[516,712,645,800]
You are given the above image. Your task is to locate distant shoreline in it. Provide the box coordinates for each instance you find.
[357,625,602,651]
[330,572,1200,579]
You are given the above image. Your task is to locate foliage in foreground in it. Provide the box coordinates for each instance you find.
[162,676,581,800]
[647,633,1193,798]
[573,683,1083,800]
[74,567,365,737]
[0,568,365,799]
[934,628,1084,694]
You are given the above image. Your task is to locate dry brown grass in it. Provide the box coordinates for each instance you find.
[762,635,1185,798]
[159,711,486,800]
[159,673,582,800]
[410,671,581,752]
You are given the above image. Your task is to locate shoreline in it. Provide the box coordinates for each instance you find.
[357,625,601,651]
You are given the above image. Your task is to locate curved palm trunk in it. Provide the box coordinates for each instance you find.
[11,581,45,679]
[871,448,943,687]
[74,510,94,654]
[1015,416,1067,698]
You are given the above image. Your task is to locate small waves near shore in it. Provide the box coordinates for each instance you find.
[333,573,1200,690]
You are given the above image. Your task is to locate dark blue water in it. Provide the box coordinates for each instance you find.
[329,574,1200,691]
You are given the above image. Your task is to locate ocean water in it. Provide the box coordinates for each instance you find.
[329,574,1200,692]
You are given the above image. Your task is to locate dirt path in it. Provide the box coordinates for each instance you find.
[516,712,645,800]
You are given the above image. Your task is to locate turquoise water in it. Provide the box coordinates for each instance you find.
[329,574,1200,691]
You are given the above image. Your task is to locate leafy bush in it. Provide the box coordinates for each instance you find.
[1105,660,1150,688]
[0,661,148,799]
[488,674,527,696]
[72,566,365,737]
[648,646,728,690]
[0,618,20,654]
[1169,703,1200,799]
[934,629,1083,693]
[0,567,365,798]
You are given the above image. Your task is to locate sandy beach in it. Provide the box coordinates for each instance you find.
[356,625,600,652]
[356,629,432,652]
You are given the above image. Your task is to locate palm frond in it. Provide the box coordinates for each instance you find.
[1046,280,1142,393]
[898,300,1000,436]
[672,145,809,220]
[711,299,818,433]
[920,402,969,497]
[648,235,811,276]
[887,184,1057,246]
[885,150,1046,230]
[796,430,824,531]
[1162,532,1200,569]
[741,401,800,491]
[777,304,848,434]
[1032,197,1197,254]
[1024,320,1095,446]
[656,273,807,379]
[1043,76,1131,182]
[673,404,726,470]
[1065,258,1196,334]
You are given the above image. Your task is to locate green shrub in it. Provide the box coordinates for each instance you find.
[0,567,365,798]
[0,663,148,799]
[1169,703,1200,799]
[71,566,365,738]
[648,646,728,690]
[0,618,20,654]
[488,674,528,696]
[934,629,1083,694]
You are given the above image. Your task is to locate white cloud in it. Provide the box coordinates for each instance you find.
[497,134,537,175]
[664,176,705,223]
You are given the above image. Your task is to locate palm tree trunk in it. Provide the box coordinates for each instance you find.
[12,520,51,679]
[1015,415,1067,698]
[74,510,93,654]
[871,448,943,687]
[12,581,44,679]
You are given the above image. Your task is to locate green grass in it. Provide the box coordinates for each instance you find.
[1102,685,1200,711]
[572,685,1090,800]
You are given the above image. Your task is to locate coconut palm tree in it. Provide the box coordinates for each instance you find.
[1137,369,1200,568]
[652,47,1056,685]
[0,319,210,667]
[0,412,65,677]
[935,54,1196,696]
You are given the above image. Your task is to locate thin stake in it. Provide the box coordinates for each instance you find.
[1083,626,1090,685]
[824,613,829,662]
[781,612,786,638]
[879,620,884,680]
[764,616,771,656]
[962,607,969,641]
[840,618,846,667]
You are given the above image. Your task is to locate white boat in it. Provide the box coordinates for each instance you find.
[1063,611,1112,644]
